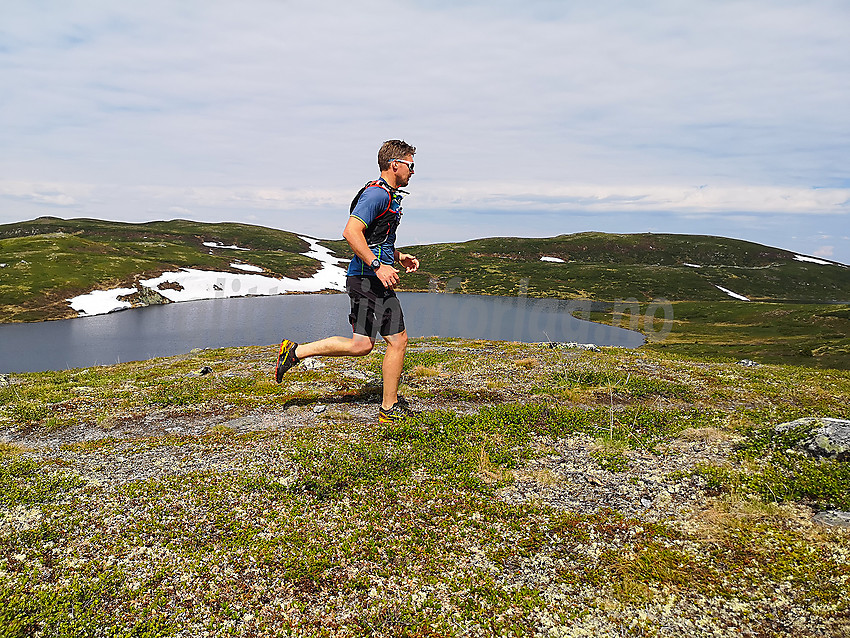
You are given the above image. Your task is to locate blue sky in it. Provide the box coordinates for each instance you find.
[2,0,849,263]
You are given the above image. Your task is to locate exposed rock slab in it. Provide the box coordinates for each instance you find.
[775,417,850,461]
[813,510,850,528]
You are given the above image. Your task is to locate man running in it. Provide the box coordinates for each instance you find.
[275,140,420,424]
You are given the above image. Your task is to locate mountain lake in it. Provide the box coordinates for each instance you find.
[0,292,644,373]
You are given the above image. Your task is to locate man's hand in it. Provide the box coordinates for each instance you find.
[376,263,400,289]
[397,252,419,273]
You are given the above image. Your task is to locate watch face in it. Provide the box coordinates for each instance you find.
[371,259,380,269]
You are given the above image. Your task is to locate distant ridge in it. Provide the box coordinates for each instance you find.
[398,231,849,303]
[1,217,849,323]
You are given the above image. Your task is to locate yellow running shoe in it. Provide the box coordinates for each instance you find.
[275,340,300,383]
[378,401,415,424]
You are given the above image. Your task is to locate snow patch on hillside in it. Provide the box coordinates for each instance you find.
[203,241,250,251]
[714,285,750,301]
[68,237,347,317]
[794,254,832,265]
[230,263,264,273]
[68,287,138,316]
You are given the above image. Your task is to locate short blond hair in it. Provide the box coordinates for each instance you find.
[378,140,416,171]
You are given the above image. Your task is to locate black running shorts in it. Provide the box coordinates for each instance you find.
[346,275,405,338]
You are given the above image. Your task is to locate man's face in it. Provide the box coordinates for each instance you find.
[393,154,415,187]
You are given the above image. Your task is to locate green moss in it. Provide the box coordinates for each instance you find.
[696,457,850,510]
[291,437,412,499]
[146,377,207,407]
[591,447,630,472]
[0,458,84,508]
[0,567,178,638]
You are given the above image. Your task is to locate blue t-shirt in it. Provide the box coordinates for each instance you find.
[346,179,405,277]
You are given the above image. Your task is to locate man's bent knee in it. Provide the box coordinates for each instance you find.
[384,330,408,350]
[350,335,375,356]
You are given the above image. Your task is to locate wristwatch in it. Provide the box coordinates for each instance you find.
[370,258,381,270]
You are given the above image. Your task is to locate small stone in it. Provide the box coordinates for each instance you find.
[736,359,759,367]
[813,510,850,528]
[302,359,326,371]
[313,404,327,414]
[199,366,213,375]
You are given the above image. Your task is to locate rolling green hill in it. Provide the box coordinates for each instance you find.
[0,217,319,322]
[4,219,848,323]
[396,232,850,303]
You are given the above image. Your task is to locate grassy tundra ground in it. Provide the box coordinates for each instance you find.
[1,340,849,637]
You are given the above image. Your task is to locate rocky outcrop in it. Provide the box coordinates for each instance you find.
[776,417,850,461]
[117,284,171,308]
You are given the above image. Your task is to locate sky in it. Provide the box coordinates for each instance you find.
[2,0,849,264]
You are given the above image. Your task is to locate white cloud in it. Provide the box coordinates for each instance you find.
[418,183,850,215]
[0,181,92,207]
[1,0,849,262]
[4,180,845,218]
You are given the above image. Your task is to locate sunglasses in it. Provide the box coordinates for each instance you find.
[391,158,414,171]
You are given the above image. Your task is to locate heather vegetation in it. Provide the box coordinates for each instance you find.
[1,340,848,636]
[593,300,850,370]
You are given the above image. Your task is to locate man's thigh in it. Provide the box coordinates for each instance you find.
[346,276,405,338]
[347,276,381,338]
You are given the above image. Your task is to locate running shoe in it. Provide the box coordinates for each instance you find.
[378,401,415,424]
[275,339,300,383]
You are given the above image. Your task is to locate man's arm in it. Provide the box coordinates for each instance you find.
[343,217,400,289]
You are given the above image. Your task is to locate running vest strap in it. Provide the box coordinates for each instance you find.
[349,180,404,248]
